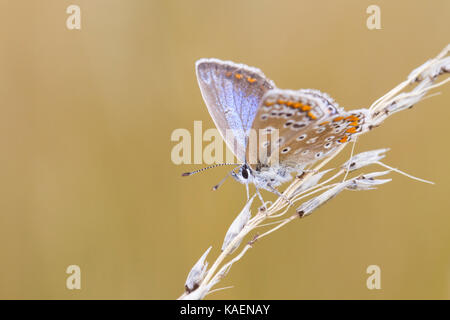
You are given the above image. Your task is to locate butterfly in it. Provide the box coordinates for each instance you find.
[191,58,372,201]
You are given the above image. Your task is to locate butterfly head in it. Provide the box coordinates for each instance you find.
[232,163,254,185]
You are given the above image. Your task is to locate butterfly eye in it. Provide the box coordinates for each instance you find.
[242,168,249,179]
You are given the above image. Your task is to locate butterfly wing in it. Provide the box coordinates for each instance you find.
[249,88,371,170]
[196,58,275,161]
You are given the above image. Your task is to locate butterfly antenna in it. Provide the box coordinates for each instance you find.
[182,163,239,177]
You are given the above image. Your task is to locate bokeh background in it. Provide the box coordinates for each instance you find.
[0,0,449,299]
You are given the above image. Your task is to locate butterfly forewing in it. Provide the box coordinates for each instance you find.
[196,59,275,161]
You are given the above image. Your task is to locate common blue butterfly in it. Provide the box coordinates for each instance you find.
[191,58,371,199]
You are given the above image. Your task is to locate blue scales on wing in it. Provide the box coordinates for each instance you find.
[196,58,275,162]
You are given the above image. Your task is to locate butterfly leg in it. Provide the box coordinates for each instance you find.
[245,183,250,200]
[254,187,267,211]
[212,170,233,191]
[267,184,294,207]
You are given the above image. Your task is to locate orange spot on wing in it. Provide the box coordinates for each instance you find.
[235,73,243,79]
[319,121,329,126]
[345,115,359,122]
[307,111,317,120]
[333,116,345,122]
[264,101,275,106]
[277,99,286,105]
[293,102,303,108]
[247,77,256,83]
[346,127,357,134]
[301,105,312,111]
[225,71,232,77]
[339,136,348,143]
[286,101,294,106]
[348,121,358,126]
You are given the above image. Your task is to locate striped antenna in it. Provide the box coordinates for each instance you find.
[182,163,240,177]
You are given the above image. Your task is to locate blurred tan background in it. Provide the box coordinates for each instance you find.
[0,0,449,299]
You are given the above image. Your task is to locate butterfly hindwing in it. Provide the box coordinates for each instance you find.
[249,88,370,170]
[196,59,275,161]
